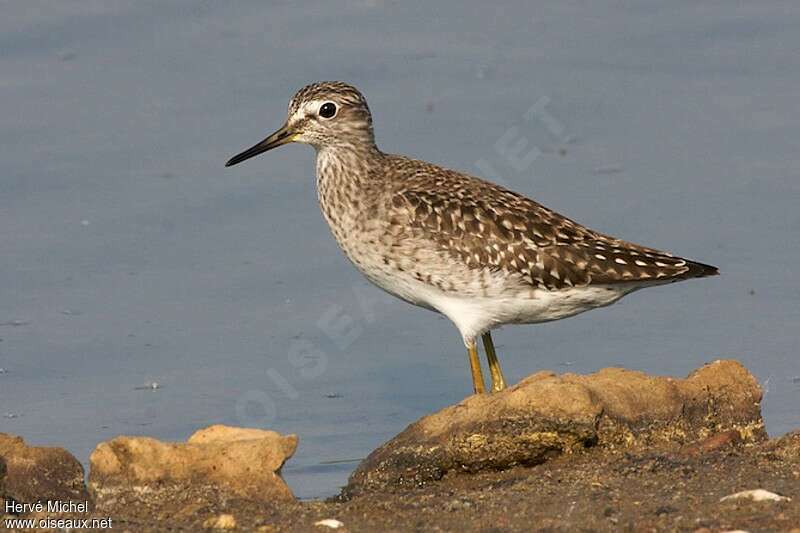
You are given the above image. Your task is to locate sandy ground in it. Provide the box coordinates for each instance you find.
[60,434,798,532]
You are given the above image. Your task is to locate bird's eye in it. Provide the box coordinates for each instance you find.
[319,102,337,119]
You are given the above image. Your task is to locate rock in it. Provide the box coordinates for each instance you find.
[89,424,297,503]
[720,489,791,503]
[344,359,764,496]
[765,430,800,461]
[315,518,345,529]
[0,433,91,509]
[203,513,238,529]
[682,430,742,456]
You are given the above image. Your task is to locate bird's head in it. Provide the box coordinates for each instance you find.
[225,81,375,167]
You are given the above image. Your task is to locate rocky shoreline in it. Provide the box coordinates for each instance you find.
[2,359,799,531]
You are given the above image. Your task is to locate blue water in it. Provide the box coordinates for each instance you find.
[1,1,798,499]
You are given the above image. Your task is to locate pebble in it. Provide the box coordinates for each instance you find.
[314,519,344,529]
[720,489,791,503]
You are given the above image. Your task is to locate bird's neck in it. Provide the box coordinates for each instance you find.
[315,143,382,190]
[315,143,383,232]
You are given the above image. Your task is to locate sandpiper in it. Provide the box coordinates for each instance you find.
[226,81,718,394]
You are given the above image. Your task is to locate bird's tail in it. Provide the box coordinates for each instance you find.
[681,259,719,280]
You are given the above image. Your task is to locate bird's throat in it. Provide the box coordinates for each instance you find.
[315,145,383,242]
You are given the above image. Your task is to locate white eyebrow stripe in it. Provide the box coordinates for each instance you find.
[294,100,327,121]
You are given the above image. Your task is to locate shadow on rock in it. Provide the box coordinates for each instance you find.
[0,433,91,511]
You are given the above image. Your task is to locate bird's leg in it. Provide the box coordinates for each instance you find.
[466,340,486,394]
[482,331,506,392]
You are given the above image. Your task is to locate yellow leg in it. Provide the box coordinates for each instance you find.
[482,331,506,392]
[467,341,486,394]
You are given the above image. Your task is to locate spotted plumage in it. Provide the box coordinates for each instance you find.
[379,156,715,291]
[226,81,719,395]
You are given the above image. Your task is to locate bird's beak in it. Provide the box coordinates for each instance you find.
[225,122,297,167]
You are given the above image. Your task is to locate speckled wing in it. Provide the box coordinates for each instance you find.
[383,158,717,290]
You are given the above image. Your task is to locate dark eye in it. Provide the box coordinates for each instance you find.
[319,102,337,119]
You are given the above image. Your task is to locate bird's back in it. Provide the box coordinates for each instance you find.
[374,154,717,292]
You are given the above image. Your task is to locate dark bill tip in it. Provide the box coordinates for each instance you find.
[225,142,268,167]
[225,124,293,168]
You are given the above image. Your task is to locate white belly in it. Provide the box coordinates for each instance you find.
[357,259,637,345]
[428,284,632,343]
